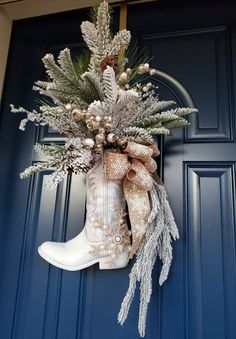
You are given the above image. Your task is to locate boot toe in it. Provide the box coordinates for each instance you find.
[38,241,66,266]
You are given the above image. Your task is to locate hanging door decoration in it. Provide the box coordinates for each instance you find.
[11,2,197,336]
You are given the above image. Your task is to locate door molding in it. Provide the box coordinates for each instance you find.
[0,7,11,101]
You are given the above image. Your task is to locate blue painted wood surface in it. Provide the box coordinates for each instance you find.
[0,2,236,338]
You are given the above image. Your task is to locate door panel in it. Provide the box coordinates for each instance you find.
[142,25,234,142]
[0,2,235,339]
[128,2,236,339]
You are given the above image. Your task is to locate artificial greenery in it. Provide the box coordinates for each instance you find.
[11,1,197,188]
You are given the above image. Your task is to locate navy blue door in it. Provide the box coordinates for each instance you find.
[0,1,236,339]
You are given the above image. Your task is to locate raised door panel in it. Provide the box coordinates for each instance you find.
[142,26,234,142]
[185,163,236,339]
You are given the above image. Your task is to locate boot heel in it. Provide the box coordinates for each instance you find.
[99,252,129,270]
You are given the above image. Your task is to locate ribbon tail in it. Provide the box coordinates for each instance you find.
[123,178,150,257]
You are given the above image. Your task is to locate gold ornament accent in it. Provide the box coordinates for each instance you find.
[104,115,112,122]
[95,116,101,122]
[95,133,105,143]
[72,109,84,120]
[104,122,113,131]
[85,112,91,119]
[87,120,100,131]
[65,103,72,111]
[107,133,116,143]
[57,107,64,114]
[137,64,145,74]
[95,144,103,153]
[117,136,128,146]
[150,68,157,76]
[83,138,95,148]
[119,72,128,82]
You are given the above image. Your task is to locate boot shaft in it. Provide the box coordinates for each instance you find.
[85,156,127,242]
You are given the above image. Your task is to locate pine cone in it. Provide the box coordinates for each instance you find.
[100,57,118,72]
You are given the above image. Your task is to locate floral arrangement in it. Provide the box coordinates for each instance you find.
[11,1,197,337]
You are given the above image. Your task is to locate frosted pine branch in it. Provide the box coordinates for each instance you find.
[148,100,176,115]
[10,105,42,130]
[96,1,111,53]
[115,88,139,112]
[140,99,176,119]
[58,48,80,84]
[20,161,55,179]
[164,119,190,129]
[46,169,67,190]
[123,127,154,145]
[82,72,104,101]
[108,30,131,56]
[42,54,76,87]
[82,2,130,73]
[81,21,99,55]
[146,126,170,135]
[173,107,198,117]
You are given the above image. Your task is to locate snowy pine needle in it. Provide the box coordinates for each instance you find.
[118,183,179,337]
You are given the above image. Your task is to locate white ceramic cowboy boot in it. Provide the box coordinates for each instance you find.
[38,157,130,270]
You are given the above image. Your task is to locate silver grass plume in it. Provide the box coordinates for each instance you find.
[118,182,179,337]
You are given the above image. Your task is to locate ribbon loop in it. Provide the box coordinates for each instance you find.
[124,142,153,161]
[105,142,159,256]
[143,157,157,173]
[106,152,130,180]
[126,159,153,191]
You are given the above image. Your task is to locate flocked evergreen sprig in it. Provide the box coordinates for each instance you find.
[11,1,197,188]
[19,139,93,188]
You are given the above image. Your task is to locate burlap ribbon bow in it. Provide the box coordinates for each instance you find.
[106,142,160,256]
